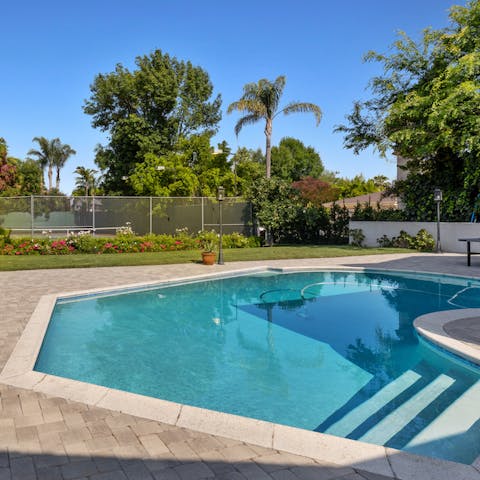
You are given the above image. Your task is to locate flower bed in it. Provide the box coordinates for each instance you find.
[0,229,261,256]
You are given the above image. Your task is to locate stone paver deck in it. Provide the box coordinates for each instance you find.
[1,253,480,480]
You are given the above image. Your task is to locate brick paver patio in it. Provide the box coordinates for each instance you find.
[1,253,479,480]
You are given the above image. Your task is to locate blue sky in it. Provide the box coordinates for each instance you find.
[2,0,464,194]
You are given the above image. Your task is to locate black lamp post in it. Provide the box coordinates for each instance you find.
[434,188,442,253]
[217,186,225,265]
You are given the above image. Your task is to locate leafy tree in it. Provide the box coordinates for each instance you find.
[231,147,264,195]
[73,166,99,195]
[246,177,300,244]
[84,49,222,194]
[270,137,324,181]
[227,76,322,178]
[292,176,340,204]
[335,0,480,220]
[334,174,380,198]
[16,159,43,195]
[0,138,17,195]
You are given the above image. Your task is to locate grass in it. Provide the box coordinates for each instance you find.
[0,245,412,271]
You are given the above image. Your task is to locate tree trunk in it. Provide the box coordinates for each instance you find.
[55,168,61,191]
[264,118,272,178]
[47,165,53,192]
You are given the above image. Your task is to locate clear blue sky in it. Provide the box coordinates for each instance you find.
[2,0,464,194]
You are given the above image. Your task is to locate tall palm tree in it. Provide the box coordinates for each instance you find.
[28,136,56,192]
[74,166,98,196]
[227,76,322,178]
[28,137,76,192]
[54,143,76,191]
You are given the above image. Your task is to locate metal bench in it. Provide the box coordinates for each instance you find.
[458,238,480,266]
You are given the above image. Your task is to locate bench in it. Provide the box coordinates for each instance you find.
[458,238,480,266]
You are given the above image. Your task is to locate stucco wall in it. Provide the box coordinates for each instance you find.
[349,221,480,253]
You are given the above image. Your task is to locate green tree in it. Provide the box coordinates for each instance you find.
[231,147,265,195]
[0,138,18,195]
[270,137,324,181]
[73,166,99,195]
[335,0,480,220]
[334,175,380,198]
[84,49,222,194]
[16,159,43,195]
[227,76,322,178]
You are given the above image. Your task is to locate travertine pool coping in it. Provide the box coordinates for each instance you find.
[1,265,480,480]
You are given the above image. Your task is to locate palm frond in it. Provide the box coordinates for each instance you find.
[279,102,322,125]
[234,113,262,136]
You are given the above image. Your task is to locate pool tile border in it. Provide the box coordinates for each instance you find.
[1,265,480,480]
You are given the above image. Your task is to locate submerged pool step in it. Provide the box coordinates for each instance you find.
[359,373,455,445]
[325,370,422,438]
[405,380,480,450]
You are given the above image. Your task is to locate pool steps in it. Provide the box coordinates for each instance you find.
[405,380,480,449]
[325,370,421,437]
[359,373,455,444]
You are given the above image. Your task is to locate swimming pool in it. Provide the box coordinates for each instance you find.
[34,269,480,464]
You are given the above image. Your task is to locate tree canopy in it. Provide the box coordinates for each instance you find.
[84,50,222,194]
[271,137,324,182]
[336,0,480,220]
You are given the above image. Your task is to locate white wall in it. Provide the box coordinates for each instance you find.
[349,221,480,253]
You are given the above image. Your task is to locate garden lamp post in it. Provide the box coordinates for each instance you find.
[434,188,442,253]
[217,186,225,265]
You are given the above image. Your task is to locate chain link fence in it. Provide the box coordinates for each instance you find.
[0,196,254,237]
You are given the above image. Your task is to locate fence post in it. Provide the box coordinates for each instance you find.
[149,197,153,234]
[92,195,96,234]
[30,195,34,238]
[201,197,205,231]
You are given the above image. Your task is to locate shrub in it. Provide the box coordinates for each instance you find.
[349,228,365,247]
[413,229,435,252]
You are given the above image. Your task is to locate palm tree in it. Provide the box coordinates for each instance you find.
[54,143,76,190]
[227,76,322,178]
[74,166,98,196]
[28,136,57,192]
[29,137,76,192]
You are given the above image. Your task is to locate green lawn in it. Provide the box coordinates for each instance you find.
[0,246,411,271]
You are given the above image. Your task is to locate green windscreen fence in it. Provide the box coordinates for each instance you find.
[0,196,253,237]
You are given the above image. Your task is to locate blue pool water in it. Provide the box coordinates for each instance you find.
[35,270,480,464]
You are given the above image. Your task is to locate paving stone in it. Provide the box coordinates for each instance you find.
[139,434,170,457]
[9,456,35,480]
[187,436,224,455]
[0,468,11,480]
[158,429,193,446]
[174,462,215,480]
[152,468,181,480]
[90,471,128,480]
[61,459,99,479]
[167,441,200,462]
[121,459,154,480]
[37,465,63,480]
[255,452,315,473]
[290,465,354,480]
[220,445,257,462]
[93,456,121,473]
[234,462,272,480]
[270,470,299,480]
